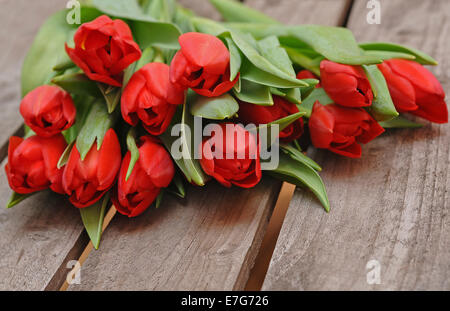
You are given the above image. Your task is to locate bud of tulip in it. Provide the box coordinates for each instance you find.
[62,129,121,208]
[200,123,262,188]
[112,136,175,217]
[65,15,142,87]
[20,85,76,138]
[320,60,373,108]
[121,63,185,136]
[309,102,385,158]
[378,59,448,124]
[5,134,67,194]
[170,32,238,97]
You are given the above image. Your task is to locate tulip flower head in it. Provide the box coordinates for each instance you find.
[5,134,67,194]
[170,32,239,97]
[65,15,142,87]
[121,63,185,136]
[20,85,76,138]
[309,102,385,158]
[320,60,373,108]
[378,59,448,124]
[200,123,262,188]
[113,136,175,217]
[62,129,121,208]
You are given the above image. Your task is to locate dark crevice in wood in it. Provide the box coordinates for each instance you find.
[342,0,355,27]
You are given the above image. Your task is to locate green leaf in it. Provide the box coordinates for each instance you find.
[190,93,239,120]
[360,42,438,65]
[80,193,110,250]
[300,88,333,118]
[76,100,116,160]
[169,172,186,199]
[379,115,423,129]
[52,59,76,72]
[57,141,75,169]
[6,192,33,209]
[21,7,102,96]
[267,152,330,212]
[363,50,416,61]
[257,36,296,77]
[160,104,208,186]
[258,112,305,145]
[281,145,322,172]
[174,5,196,33]
[225,23,383,65]
[272,87,302,105]
[97,83,121,114]
[208,0,279,24]
[62,95,96,144]
[234,79,274,106]
[225,37,242,81]
[284,47,322,76]
[126,128,140,181]
[155,191,164,209]
[92,0,181,50]
[144,0,176,23]
[363,65,399,122]
[52,73,102,98]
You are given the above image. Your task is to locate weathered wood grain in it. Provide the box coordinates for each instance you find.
[0,0,88,291]
[263,0,450,291]
[245,0,351,25]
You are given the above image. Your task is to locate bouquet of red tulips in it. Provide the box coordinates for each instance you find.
[5,0,447,248]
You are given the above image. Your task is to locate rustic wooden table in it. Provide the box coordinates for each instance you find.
[0,0,448,291]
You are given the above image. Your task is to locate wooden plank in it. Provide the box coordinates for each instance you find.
[0,0,89,291]
[66,0,282,291]
[245,0,351,25]
[263,0,450,291]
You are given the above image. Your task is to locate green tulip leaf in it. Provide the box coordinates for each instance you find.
[97,83,121,114]
[271,87,302,105]
[144,0,176,23]
[379,115,424,129]
[363,65,399,122]
[208,0,279,24]
[267,152,330,212]
[360,42,438,65]
[92,0,181,50]
[363,50,416,61]
[52,73,102,98]
[281,145,322,172]
[22,7,102,97]
[169,172,186,199]
[126,128,140,181]
[190,93,239,120]
[225,37,242,81]
[257,36,296,77]
[284,46,322,76]
[234,79,274,106]
[300,88,333,118]
[160,104,208,186]
[6,191,34,209]
[225,23,383,65]
[155,190,164,209]
[80,193,110,250]
[57,141,75,169]
[76,100,116,160]
[62,95,96,144]
[258,112,305,146]
[174,5,196,34]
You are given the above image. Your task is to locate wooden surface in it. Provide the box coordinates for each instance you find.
[263,0,450,291]
[0,0,87,291]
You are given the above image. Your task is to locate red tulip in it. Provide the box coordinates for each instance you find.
[20,85,76,138]
[238,96,304,143]
[5,134,66,194]
[320,60,373,108]
[62,129,121,208]
[309,102,385,158]
[112,136,174,217]
[378,59,448,124]
[170,32,238,97]
[121,63,184,136]
[65,15,142,87]
[200,123,262,188]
